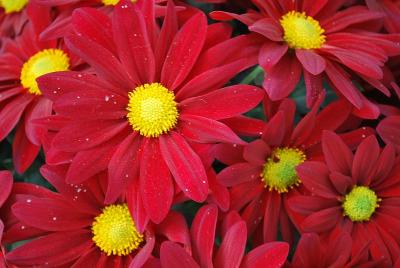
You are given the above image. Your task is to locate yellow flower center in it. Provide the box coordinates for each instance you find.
[127,83,179,138]
[0,0,28,13]
[92,204,144,256]
[280,11,326,49]
[20,49,70,96]
[261,147,306,193]
[342,186,380,222]
[102,0,137,6]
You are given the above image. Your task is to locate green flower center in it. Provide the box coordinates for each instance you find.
[342,186,380,222]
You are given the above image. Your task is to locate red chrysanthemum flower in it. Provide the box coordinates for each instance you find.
[215,96,373,243]
[159,204,289,268]
[0,8,84,173]
[5,165,190,267]
[37,0,263,224]
[286,232,383,268]
[211,0,400,119]
[288,131,400,266]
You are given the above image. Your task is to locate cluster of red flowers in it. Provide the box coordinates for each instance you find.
[0,0,399,267]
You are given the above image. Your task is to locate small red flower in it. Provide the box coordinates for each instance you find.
[38,0,263,225]
[159,204,289,268]
[289,131,400,266]
[215,96,373,243]
[5,165,190,267]
[211,0,400,119]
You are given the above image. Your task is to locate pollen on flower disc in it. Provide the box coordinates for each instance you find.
[20,49,70,96]
[261,147,306,193]
[92,204,144,256]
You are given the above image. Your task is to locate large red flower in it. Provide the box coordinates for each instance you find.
[37,0,263,225]
[211,0,400,119]
[288,132,400,266]
[0,7,84,173]
[215,96,373,244]
[159,205,289,268]
[5,165,190,267]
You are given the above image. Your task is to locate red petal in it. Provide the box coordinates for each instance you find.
[259,42,288,71]
[157,211,190,247]
[52,121,127,152]
[0,94,33,141]
[301,207,341,233]
[12,197,93,231]
[130,234,155,268]
[243,139,270,166]
[263,54,302,101]
[249,18,283,41]
[179,85,263,120]
[241,242,289,268]
[12,125,40,174]
[113,1,155,83]
[190,204,217,267]
[179,114,244,145]
[297,161,338,199]
[65,34,134,90]
[159,132,208,202]
[324,61,362,108]
[217,163,260,187]
[160,242,199,268]
[161,13,207,90]
[263,192,281,242]
[261,111,286,147]
[291,233,321,267]
[140,139,173,224]
[0,171,12,207]
[322,131,353,175]
[66,143,117,185]
[329,172,353,195]
[214,221,247,268]
[352,135,380,185]
[288,195,338,215]
[295,49,326,75]
[5,230,93,267]
[106,133,141,204]
[24,97,52,146]
[377,116,400,152]
[207,169,230,211]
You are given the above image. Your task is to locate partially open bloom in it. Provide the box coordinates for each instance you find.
[215,96,373,243]
[288,131,400,266]
[159,205,289,268]
[5,165,190,267]
[0,9,83,173]
[38,0,263,225]
[211,0,400,119]
[287,232,383,268]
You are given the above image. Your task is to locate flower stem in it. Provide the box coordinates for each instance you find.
[240,65,264,85]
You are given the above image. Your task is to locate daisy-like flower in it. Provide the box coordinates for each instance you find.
[287,232,383,268]
[215,96,373,243]
[288,131,400,266]
[211,0,400,119]
[0,9,84,173]
[159,205,289,268]
[37,0,263,224]
[5,164,190,267]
